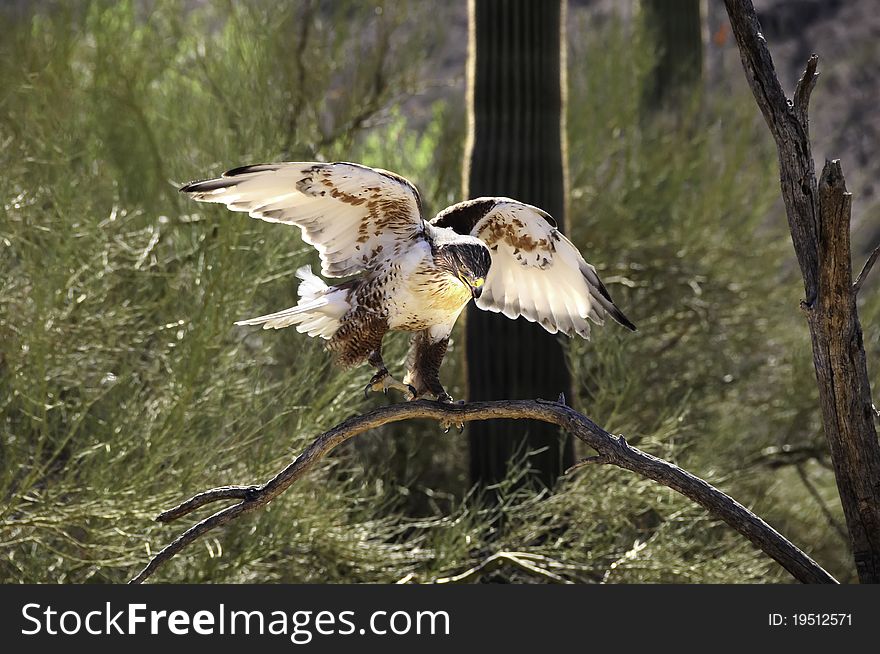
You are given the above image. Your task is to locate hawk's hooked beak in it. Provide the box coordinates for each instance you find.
[458,273,484,300]
[469,277,485,300]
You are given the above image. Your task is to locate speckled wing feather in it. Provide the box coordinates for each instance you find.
[180,162,425,277]
[432,197,636,338]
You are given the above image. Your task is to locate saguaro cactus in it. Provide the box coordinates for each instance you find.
[464,0,573,491]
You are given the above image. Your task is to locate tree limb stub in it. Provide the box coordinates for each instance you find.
[129,399,836,585]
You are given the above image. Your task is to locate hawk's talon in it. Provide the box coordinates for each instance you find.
[368,368,388,386]
[364,369,414,400]
[437,392,463,433]
[439,416,465,434]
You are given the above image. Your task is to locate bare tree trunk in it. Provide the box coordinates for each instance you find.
[464,0,574,492]
[724,0,880,584]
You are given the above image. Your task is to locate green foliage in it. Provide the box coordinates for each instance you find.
[2,2,876,584]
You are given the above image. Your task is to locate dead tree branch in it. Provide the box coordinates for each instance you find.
[725,0,880,582]
[129,399,836,585]
[853,242,880,295]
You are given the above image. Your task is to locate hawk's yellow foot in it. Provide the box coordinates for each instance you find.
[364,369,416,401]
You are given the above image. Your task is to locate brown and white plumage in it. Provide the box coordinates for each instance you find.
[180,161,634,401]
[181,161,424,278]
[432,197,636,339]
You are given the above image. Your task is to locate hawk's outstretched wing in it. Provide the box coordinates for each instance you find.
[431,198,635,338]
[180,162,425,277]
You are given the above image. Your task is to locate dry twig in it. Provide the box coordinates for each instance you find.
[853,243,880,295]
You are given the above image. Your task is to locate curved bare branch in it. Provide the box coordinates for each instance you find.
[129,399,836,585]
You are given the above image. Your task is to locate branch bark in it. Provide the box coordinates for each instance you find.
[129,399,836,584]
[724,0,880,583]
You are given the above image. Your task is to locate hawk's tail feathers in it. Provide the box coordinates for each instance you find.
[234,266,350,339]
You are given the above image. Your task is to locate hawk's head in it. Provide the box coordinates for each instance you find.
[435,240,492,299]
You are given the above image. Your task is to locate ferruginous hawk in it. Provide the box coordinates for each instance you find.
[180,162,635,401]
